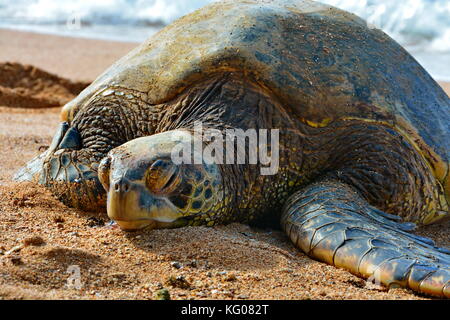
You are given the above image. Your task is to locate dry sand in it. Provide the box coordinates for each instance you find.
[0,29,137,82]
[0,29,449,300]
[0,62,89,108]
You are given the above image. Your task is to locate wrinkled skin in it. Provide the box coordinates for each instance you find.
[16,0,450,297]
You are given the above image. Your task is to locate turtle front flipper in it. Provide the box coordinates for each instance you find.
[281,179,450,298]
[15,122,106,211]
[14,122,71,183]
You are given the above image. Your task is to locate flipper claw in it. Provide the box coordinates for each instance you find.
[58,127,82,150]
[49,122,69,153]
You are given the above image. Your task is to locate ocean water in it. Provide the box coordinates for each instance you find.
[0,0,449,81]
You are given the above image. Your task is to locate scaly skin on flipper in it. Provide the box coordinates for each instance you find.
[16,0,449,297]
[282,180,450,298]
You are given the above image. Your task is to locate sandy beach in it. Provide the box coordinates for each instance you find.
[0,29,449,300]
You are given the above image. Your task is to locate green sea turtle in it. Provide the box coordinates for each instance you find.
[15,0,450,297]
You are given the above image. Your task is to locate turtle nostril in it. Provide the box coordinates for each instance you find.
[113,180,130,192]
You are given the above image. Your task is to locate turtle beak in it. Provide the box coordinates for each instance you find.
[107,177,155,231]
[106,177,180,231]
[113,219,156,231]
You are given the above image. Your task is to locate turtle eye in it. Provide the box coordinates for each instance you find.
[98,157,111,191]
[146,159,180,194]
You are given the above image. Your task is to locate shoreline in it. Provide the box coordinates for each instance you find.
[0,25,153,44]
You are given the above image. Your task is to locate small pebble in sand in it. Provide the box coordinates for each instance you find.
[186,260,197,268]
[86,217,105,228]
[222,290,234,297]
[171,261,182,269]
[154,288,171,300]
[281,268,294,273]
[224,273,237,282]
[10,255,23,265]
[52,215,65,223]
[196,291,207,297]
[165,275,191,289]
[23,236,45,246]
[4,244,24,255]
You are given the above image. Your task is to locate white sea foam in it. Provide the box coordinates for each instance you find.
[0,0,215,25]
[0,0,448,80]
[321,0,450,81]
[323,0,450,49]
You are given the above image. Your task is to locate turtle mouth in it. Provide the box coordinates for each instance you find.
[106,178,182,231]
[114,219,157,231]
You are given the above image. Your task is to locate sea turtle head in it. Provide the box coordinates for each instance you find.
[98,130,224,231]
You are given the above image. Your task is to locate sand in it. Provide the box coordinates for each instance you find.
[0,29,138,82]
[0,29,449,300]
[0,62,89,108]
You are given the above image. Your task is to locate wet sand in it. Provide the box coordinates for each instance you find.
[0,29,449,300]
